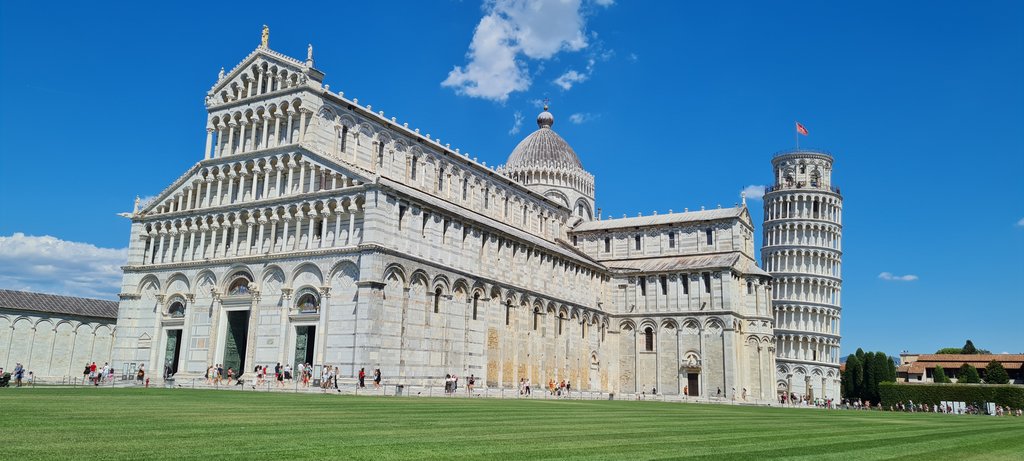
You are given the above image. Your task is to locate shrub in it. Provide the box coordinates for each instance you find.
[985,360,1010,385]
[933,365,950,384]
[959,364,981,384]
[879,382,1024,409]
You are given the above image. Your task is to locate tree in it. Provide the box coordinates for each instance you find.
[961,340,978,355]
[985,360,1010,384]
[933,365,950,383]
[842,355,863,399]
[936,347,963,354]
[958,364,981,384]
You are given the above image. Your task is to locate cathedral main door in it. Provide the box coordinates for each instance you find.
[294,326,316,367]
[223,311,249,377]
[164,329,182,375]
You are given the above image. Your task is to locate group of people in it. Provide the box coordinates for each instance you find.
[1,364,30,387]
[889,400,1022,416]
[83,362,114,385]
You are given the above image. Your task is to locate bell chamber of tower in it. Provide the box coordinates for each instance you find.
[497,106,596,221]
[761,149,843,402]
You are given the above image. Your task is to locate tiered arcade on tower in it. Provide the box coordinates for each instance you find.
[762,149,843,401]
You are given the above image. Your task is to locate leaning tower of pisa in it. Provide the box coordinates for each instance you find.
[762,149,843,401]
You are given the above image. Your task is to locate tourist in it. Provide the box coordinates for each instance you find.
[373,369,381,389]
[284,363,293,383]
[217,364,225,385]
[525,378,531,395]
[467,374,475,394]
[90,362,98,385]
[13,363,24,387]
[302,363,311,388]
[716,387,722,398]
[82,363,89,384]
[136,363,145,383]
[227,367,235,385]
[358,368,366,388]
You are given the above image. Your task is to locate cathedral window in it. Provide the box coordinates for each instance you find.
[483,188,489,209]
[398,205,407,230]
[340,126,348,153]
[296,292,320,313]
[410,156,418,181]
[747,281,753,294]
[660,275,668,296]
[604,237,610,253]
[472,293,479,321]
[422,213,429,238]
[644,327,654,352]
[682,274,689,295]
[437,167,445,192]
[434,287,442,314]
[572,235,578,246]
[639,278,647,297]
[462,179,469,201]
[377,142,385,168]
[668,232,676,248]
[505,301,512,326]
[228,276,251,295]
[313,220,323,240]
[167,301,186,318]
[799,164,806,174]
[634,235,641,251]
[702,272,712,293]
[533,307,540,330]
[705,228,713,246]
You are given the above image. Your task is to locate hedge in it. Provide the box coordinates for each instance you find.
[879,382,1024,409]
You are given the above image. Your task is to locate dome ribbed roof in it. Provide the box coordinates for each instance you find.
[505,108,583,170]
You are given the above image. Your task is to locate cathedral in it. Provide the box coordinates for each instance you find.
[112,34,841,401]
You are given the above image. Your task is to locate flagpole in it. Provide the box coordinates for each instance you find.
[795,121,799,150]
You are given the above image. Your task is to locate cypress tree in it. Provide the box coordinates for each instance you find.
[958,363,981,384]
[961,340,978,354]
[985,360,1010,384]
[933,365,950,383]
[842,355,862,398]
[862,352,877,402]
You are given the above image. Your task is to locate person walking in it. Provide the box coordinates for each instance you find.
[358,368,366,388]
[136,363,145,383]
[373,369,381,390]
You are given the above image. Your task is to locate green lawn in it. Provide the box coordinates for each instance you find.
[2,388,1022,460]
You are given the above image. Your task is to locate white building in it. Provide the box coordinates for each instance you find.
[762,150,843,400]
[111,33,777,400]
[1,289,118,381]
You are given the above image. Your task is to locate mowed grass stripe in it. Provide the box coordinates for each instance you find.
[2,388,1022,461]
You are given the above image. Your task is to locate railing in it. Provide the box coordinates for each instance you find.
[772,148,833,159]
[765,183,841,194]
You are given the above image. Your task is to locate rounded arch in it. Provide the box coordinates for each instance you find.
[224,268,254,295]
[293,286,321,313]
[292,262,324,288]
[430,274,451,294]
[136,275,161,294]
[409,270,430,290]
[618,319,636,331]
[382,263,407,288]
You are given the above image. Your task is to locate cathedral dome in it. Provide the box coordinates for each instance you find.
[505,107,583,170]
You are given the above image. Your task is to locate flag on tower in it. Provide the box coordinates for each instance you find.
[796,122,809,136]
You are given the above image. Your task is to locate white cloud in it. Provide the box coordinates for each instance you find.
[568,112,598,124]
[554,70,588,90]
[741,185,767,201]
[879,272,919,282]
[1017,217,1024,227]
[593,0,615,6]
[0,233,127,299]
[442,0,591,102]
[628,52,638,62]
[508,111,524,135]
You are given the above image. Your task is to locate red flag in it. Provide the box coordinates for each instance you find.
[796,122,809,136]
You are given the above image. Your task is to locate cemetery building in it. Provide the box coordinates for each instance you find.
[111,32,780,400]
[0,289,118,381]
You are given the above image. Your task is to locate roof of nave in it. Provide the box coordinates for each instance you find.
[0,289,118,320]
[572,207,746,233]
[603,253,769,277]
[378,177,607,271]
[503,107,585,172]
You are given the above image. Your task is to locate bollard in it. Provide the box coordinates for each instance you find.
[145,378,150,388]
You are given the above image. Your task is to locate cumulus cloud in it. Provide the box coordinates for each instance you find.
[568,112,598,124]
[508,111,525,135]
[741,185,767,201]
[879,272,918,282]
[0,233,127,299]
[554,69,588,90]
[442,0,592,102]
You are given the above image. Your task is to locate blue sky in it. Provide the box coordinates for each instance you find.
[0,1,1021,356]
